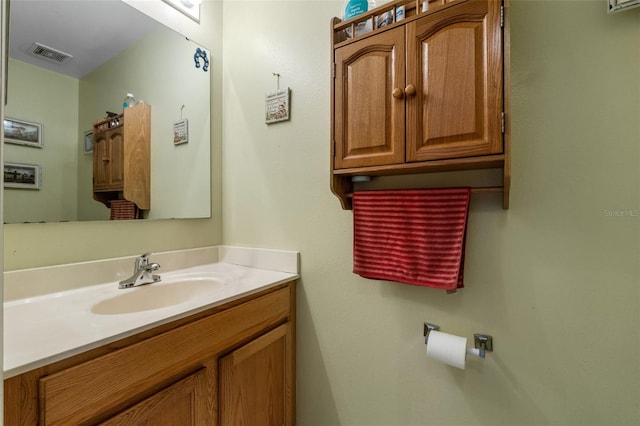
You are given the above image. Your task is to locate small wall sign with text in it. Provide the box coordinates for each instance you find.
[174,119,189,145]
[265,88,291,124]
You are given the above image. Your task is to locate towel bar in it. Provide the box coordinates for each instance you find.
[346,186,504,198]
[469,186,504,193]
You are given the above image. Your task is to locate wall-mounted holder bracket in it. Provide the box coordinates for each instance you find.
[423,322,440,344]
[424,322,494,359]
[473,334,493,359]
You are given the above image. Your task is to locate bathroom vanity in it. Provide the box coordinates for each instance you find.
[3,247,298,425]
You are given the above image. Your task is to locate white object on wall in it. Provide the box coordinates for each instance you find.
[425,330,481,370]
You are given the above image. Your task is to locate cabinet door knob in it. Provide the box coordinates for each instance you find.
[392,88,404,99]
[405,84,416,96]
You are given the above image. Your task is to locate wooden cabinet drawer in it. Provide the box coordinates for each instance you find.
[38,288,290,425]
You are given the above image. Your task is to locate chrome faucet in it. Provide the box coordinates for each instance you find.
[118,253,161,289]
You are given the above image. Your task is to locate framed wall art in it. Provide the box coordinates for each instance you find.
[162,0,201,22]
[4,162,41,189]
[84,130,94,154]
[3,118,43,148]
[265,88,291,124]
[173,119,189,145]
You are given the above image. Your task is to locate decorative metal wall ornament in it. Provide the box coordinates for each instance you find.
[194,48,209,72]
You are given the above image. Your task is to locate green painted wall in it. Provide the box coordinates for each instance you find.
[4,60,79,223]
[222,1,640,424]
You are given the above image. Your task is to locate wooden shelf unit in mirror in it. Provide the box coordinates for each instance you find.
[93,103,151,212]
[330,0,511,210]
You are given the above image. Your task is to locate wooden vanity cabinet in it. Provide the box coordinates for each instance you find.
[4,281,296,426]
[331,0,509,209]
[93,103,151,211]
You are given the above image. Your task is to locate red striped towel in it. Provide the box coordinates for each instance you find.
[109,200,140,220]
[353,188,471,290]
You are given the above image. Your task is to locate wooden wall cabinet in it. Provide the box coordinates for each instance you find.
[4,281,296,425]
[93,103,151,211]
[331,0,510,209]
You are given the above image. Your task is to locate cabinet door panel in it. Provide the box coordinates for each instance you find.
[92,126,124,191]
[108,127,125,189]
[93,132,109,190]
[406,0,503,161]
[219,323,293,426]
[334,27,405,169]
[100,369,209,426]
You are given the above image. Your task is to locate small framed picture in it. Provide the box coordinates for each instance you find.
[173,119,189,145]
[162,0,200,22]
[3,117,43,148]
[4,161,41,189]
[265,88,291,124]
[83,130,94,154]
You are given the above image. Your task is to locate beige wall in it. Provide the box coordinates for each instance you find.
[77,26,211,220]
[222,1,639,425]
[3,0,223,270]
[4,60,79,223]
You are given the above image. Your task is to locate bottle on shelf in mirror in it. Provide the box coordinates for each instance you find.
[123,93,137,111]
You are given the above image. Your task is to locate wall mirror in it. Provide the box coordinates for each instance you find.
[4,0,211,223]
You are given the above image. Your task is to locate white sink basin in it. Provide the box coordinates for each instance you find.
[91,277,225,315]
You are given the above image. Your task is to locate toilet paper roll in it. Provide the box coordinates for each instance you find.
[426,330,468,369]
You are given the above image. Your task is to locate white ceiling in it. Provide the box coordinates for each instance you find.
[9,0,161,79]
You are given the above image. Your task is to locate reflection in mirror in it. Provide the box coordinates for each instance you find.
[4,0,211,223]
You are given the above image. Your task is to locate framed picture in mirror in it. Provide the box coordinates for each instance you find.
[4,162,41,189]
[162,0,201,22]
[173,119,189,145]
[83,130,94,154]
[3,117,43,148]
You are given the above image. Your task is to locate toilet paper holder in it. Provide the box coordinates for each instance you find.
[424,322,494,359]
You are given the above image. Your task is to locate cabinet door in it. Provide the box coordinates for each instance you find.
[334,26,406,169]
[93,126,124,191]
[406,0,503,162]
[100,369,209,426]
[107,126,125,189]
[93,130,110,190]
[219,323,294,426]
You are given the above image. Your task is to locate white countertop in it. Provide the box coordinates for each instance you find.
[4,246,299,379]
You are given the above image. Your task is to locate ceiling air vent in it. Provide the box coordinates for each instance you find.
[29,42,73,64]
